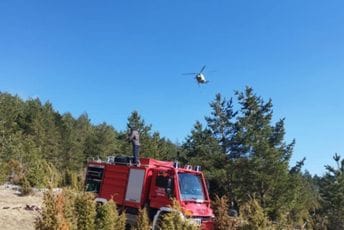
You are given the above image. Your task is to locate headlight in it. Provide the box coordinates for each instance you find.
[183,209,193,216]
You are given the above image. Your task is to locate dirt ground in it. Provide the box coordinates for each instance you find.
[0,184,43,230]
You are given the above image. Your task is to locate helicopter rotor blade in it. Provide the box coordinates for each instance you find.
[182,73,197,75]
[200,65,206,73]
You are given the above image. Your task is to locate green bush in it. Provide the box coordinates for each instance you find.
[19,176,33,196]
[26,159,61,188]
[0,162,9,184]
[62,170,84,191]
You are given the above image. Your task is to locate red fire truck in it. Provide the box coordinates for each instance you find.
[85,156,214,230]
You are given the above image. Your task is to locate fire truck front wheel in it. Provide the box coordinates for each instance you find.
[152,209,169,230]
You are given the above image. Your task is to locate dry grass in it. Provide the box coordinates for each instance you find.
[0,184,43,230]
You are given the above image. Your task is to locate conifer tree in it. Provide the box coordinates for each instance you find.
[204,93,243,200]
[75,192,96,230]
[285,168,320,228]
[35,189,58,230]
[39,102,64,168]
[239,197,272,230]
[84,123,120,160]
[0,93,23,128]
[62,189,77,230]
[212,195,240,230]
[26,158,61,188]
[319,153,344,229]
[181,121,227,197]
[36,189,76,230]
[230,87,296,220]
[123,111,153,158]
[120,110,178,160]
[157,137,179,161]
[55,192,72,230]
[95,199,121,230]
[117,211,127,230]
[159,199,200,230]
[205,93,236,155]
[60,113,87,171]
[135,207,150,230]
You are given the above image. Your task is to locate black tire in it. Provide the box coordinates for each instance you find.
[154,211,168,230]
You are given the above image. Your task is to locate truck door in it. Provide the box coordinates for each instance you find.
[149,169,174,209]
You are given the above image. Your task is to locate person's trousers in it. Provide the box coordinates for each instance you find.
[133,144,140,164]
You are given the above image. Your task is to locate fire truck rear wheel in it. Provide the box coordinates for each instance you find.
[143,202,157,222]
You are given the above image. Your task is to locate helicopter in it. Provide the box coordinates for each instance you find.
[183,65,209,85]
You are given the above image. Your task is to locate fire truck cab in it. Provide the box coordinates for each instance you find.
[85,156,214,230]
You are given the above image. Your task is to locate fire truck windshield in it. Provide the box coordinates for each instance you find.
[178,173,205,201]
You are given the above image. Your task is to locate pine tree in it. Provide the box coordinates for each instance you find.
[123,111,153,158]
[239,197,272,230]
[0,92,24,139]
[60,113,87,172]
[284,167,320,228]
[75,192,96,230]
[62,189,77,230]
[36,189,76,230]
[26,158,61,188]
[35,189,58,230]
[117,211,127,230]
[205,93,236,155]
[55,192,72,230]
[212,195,240,230]
[185,87,315,225]
[120,110,179,161]
[157,137,179,161]
[230,87,296,221]
[181,121,227,197]
[159,199,200,230]
[135,207,150,230]
[319,153,344,229]
[204,93,238,199]
[95,199,118,230]
[84,123,120,160]
[40,102,64,169]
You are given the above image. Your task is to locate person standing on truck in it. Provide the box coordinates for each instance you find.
[128,125,140,165]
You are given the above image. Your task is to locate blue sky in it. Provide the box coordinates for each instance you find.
[1,0,343,176]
